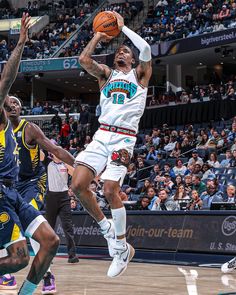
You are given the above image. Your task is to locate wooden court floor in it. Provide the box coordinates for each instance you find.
[2,257,236,295]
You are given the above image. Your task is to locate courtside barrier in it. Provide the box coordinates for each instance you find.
[55,211,236,255]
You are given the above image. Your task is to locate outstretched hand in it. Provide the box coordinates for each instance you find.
[113,11,124,30]
[19,12,31,44]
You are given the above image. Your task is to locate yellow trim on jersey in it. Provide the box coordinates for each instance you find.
[0,120,9,149]
[11,224,20,242]
[22,121,38,150]
[13,119,25,133]
[30,198,39,210]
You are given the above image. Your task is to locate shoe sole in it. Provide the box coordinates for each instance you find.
[108,244,135,278]
[41,290,57,294]
[0,285,17,290]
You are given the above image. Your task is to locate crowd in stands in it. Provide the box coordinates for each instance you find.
[140,0,236,44]
[0,0,144,60]
[58,1,144,57]
[148,76,236,106]
[0,0,101,60]
[33,100,236,212]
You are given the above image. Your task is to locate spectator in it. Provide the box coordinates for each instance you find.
[188,190,203,210]
[79,105,90,135]
[192,174,206,195]
[149,96,158,106]
[229,150,236,167]
[151,188,178,211]
[220,150,232,167]
[43,102,53,114]
[163,173,174,191]
[188,150,204,167]
[218,5,230,20]
[70,196,79,211]
[224,185,236,203]
[151,128,161,148]
[59,119,70,147]
[149,164,161,183]
[136,179,152,196]
[133,196,150,210]
[172,159,187,177]
[192,163,203,177]
[146,145,159,162]
[201,180,223,209]
[147,186,159,209]
[31,102,43,115]
[202,163,215,181]
[183,175,192,194]
[173,174,183,189]
[135,158,151,181]
[173,184,190,201]
[227,123,236,144]
[163,136,177,153]
[51,111,62,131]
[207,152,220,168]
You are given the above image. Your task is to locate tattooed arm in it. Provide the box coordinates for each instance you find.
[79,32,112,88]
[0,13,31,108]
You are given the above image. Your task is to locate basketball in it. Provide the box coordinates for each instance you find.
[93,11,120,37]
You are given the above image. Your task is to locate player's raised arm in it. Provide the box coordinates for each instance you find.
[113,11,152,87]
[0,13,31,107]
[78,32,112,87]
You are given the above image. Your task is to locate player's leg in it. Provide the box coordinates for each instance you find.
[101,145,136,277]
[18,179,56,294]
[0,240,29,275]
[57,191,79,263]
[71,166,116,257]
[71,138,117,257]
[18,221,59,295]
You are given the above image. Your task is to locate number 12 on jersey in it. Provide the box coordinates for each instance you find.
[112,93,125,104]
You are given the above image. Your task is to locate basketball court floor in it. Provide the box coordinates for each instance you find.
[2,257,236,295]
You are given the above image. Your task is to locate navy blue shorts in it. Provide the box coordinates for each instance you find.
[17,172,47,211]
[0,194,25,248]
[3,186,44,239]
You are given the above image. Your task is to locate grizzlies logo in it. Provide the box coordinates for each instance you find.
[103,79,137,99]
[111,149,130,167]
[0,212,10,230]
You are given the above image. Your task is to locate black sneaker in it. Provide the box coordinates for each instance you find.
[68,256,79,263]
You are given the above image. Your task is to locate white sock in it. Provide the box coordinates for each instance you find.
[29,238,51,273]
[29,238,40,255]
[111,207,126,247]
[18,279,37,295]
[98,217,110,232]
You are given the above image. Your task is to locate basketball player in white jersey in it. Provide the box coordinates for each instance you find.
[71,11,152,278]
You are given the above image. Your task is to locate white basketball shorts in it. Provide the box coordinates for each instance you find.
[75,129,136,185]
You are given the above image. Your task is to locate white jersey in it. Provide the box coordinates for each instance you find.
[99,69,148,133]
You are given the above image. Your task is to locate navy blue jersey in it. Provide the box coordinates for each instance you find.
[14,119,45,180]
[0,120,19,181]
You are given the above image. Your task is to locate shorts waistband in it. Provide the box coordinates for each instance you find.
[99,124,136,137]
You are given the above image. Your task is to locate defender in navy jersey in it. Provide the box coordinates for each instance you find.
[72,12,152,278]
[0,13,60,295]
[5,95,75,294]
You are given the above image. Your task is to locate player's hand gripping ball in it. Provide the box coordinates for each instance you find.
[93,11,121,37]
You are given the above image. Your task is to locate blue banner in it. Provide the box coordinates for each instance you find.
[20,57,81,73]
